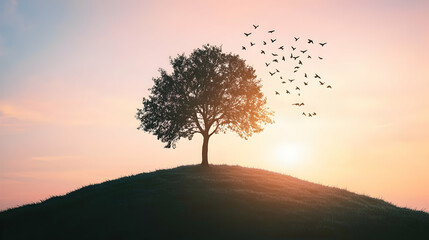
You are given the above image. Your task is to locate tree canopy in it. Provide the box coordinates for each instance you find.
[136,44,273,165]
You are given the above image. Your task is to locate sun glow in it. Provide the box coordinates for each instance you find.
[274,143,307,166]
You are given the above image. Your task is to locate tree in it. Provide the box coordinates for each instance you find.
[136,44,273,165]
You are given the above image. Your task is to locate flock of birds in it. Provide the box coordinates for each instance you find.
[241,24,332,117]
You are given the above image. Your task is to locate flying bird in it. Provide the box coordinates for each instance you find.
[288,79,295,82]
[263,41,267,45]
[282,56,285,61]
[308,113,313,117]
[294,66,300,69]
[319,81,325,85]
[261,50,265,54]
[279,46,284,50]
[276,69,280,72]
[298,60,303,65]
[299,103,305,106]
[327,85,332,88]
[242,46,246,50]
[319,42,327,47]
[304,73,307,78]
[290,53,293,59]
[292,56,299,60]
[272,53,278,56]
[307,55,312,58]
[294,69,298,73]
[269,71,276,76]
[268,30,275,33]
[244,33,252,37]
[318,56,323,60]
[315,74,321,79]
[273,59,278,63]
[265,62,270,67]
[304,82,308,85]
[271,39,277,43]
[250,42,255,46]
[296,86,300,90]
[275,91,280,95]
[291,46,296,51]
[300,50,307,54]
[280,76,283,79]
[292,103,300,106]
[302,112,307,116]
[294,37,300,41]
[313,112,317,116]
[253,24,259,29]
[286,90,290,94]
[308,39,314,44]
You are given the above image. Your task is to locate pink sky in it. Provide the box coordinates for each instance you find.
[1,0,429,211]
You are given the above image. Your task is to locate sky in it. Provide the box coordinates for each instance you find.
[0,0,429,211]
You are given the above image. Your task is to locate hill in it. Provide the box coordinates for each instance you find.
[1,165,428,239]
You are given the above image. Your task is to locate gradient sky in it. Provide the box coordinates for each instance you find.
[1,0,429,211]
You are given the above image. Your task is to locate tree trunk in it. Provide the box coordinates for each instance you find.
[201,135,209,166]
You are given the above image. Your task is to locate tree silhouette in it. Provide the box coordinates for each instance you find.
[136,44,273,165]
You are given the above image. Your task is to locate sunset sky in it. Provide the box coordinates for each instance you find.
[1,0,429,211]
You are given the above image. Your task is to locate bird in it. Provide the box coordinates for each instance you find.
[268,30,275,33]
[308,39,314,44]
[292,103,300,106]
[286,90,290,94]
[290,53,293,59]
[265,62,270,67]
[279,46,284,50]
[291,46,296,51]
[271,38,277,43]
[273,59,278,63]
[288,79,295,82]
[298,60,303,65]
[244,33,252,37]
[276,69,280,72]
[294,37,300,41]
[299,103,304,106]
[304,82,308,85]
[253,24,259,29]
[261,50,265,54]
[300,50,307,54]
[263,41,267,45]
[296,86,300,90]
[298,93,301,96]
[280,76,283,79]
[302,112,307,116]
[319,81,325,85]
[318,56,323,60]
[313,112,317,116]
[275,91,280,95]
[292,56,299,60]
[272,53,278,56]
[242,46,246,50]
[269,71,276,76]
[294,69,298,73]
[282,81,286,84]
[304,73,307,78]
[250,42,255,46]
[282,56,285,61]
[327,85,332,88]
[319,42,327,47]
[307,55,312,59]
[315,74,321,79]
[294,66,300,69]
[308,113,313,117]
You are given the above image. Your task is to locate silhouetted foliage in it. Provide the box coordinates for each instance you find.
[136,44,273,165]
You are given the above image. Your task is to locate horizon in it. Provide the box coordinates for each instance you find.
[1,0,429,212]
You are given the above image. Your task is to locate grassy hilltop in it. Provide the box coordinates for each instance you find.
[1,165,428,239]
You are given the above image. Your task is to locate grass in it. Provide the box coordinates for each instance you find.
[0,164,428,239]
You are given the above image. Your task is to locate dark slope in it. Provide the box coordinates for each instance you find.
[1,165,428,240]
